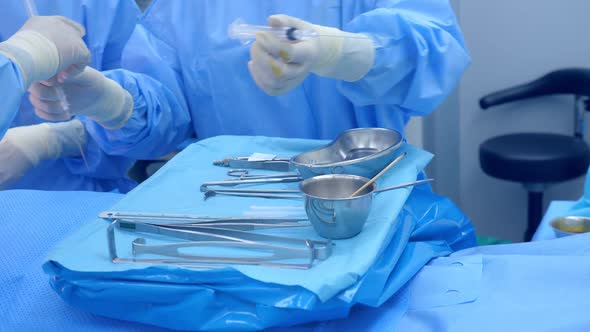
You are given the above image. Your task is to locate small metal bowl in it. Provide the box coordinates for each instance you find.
[300,174,375,240]
[299,174,429,239]
[549,216,590,238]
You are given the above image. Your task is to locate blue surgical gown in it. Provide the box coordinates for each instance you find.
[0,0,140,192]
[83,0,470,159]
[0,55,25,138]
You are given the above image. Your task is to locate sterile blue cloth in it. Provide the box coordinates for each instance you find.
[6,188,590,331]
[395,234,590,331]
[1,0,140,192]
[47,136,429,299]
[2,185,474,332]
[85,0,470,160]
[0,54,24,138]
[0,190,130,330]
[43,135,476,330]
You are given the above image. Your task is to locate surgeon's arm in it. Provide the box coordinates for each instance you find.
[250,0,469,116]
[0,55,25,139]
[0,15,90,139]
[54,0,144,180]
[82,68,192,159]
[30,17,193,161]
[339,0,470,114]
[29,66,192,160]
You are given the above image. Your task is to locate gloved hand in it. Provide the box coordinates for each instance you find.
[248,15,375,96]
[29,67,133,128]
[0,16,90,90]
[0,119,86,190]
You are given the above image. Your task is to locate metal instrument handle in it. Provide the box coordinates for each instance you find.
[227,169,300,180]
[200,176,302,192]
[373,178,434,193]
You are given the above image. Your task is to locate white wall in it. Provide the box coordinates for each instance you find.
[405,117,424,148]
[437,0,590,242]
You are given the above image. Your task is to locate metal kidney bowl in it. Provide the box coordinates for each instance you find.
[290,128,403,179]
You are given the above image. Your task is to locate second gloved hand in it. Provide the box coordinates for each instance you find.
[29,67,133,128]
[248,15,375,96]
[0,120,86,190]
[0,16,90,89]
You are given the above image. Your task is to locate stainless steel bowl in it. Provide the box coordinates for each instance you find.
[291,128,403,179]
[549,216,590,238]
[300,174,376,239]
[299,174,431,239]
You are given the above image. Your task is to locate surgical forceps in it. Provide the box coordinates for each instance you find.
[103,212,332,269]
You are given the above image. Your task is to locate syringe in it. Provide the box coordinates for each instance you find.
[228,19,319,44]
[23,0,88,168]
[228,18,374,45]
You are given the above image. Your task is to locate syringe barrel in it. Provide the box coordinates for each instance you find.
[228,19,317,43]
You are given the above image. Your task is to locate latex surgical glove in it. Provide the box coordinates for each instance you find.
[29,67,133,129]
[0,119,86,190]
[0,16,90,90]
[248,15,375,96]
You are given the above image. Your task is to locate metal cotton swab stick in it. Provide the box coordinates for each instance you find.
[348,152,407,198]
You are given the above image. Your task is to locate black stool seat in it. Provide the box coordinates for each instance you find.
[480,133,590,183]
[478,68,590,241]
